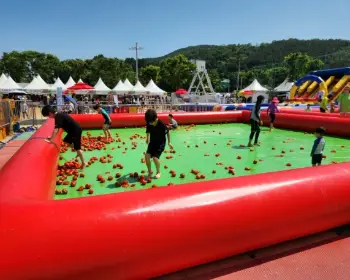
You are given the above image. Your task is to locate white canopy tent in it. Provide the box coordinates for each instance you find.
[274,78,294,92]
[0,73,8,87]
[51,77,66,91]
[240,79,269,102]
[145,80,166,96]
[94,78,111,95]
[78,78,84,83]
[0,75,22,92]
[123,79,134,91]
[65,76,76,88]
[25,75,51,94]
[113,80,130,95]
[131,81,148,95]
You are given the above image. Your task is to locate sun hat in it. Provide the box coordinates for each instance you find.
[272,97,279,103]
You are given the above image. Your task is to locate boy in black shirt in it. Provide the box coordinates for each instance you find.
[42,105,86,169]
[145,109,173,179]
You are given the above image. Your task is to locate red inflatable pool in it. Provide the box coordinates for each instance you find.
[0,111,350,280]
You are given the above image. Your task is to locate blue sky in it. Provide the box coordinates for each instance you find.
[1,0,349,60]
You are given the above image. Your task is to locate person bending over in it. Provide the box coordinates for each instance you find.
[168,114,178,129]
[42,105,86,169]
[248,95,264,147]
[145,109,173,179]
[93,104,112,139]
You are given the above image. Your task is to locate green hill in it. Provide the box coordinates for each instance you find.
[139,38,350,90]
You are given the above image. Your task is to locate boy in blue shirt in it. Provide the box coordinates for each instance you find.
[310,127,326,167]
[93,104,112,139]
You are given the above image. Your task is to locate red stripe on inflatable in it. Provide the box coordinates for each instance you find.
[241,110,350,137]
[0,119,61,202]
[72,111,243,129]
[1,111,350,279]
[280,110,341,118]
[261,113,350,137]
[1,164,350,279]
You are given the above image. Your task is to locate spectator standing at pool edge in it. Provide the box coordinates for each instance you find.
[93,104,112,139]
[168,114,178,129]
[320,94,331,113]
[42,105,86,169]
[266,97,280,132]
[311,127,326,167]
[145,109,173,179]
[248,95,264,147]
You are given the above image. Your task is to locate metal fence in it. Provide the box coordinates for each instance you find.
[0,99,226,138]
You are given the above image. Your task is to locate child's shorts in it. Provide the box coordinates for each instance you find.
[269,113,276,123]
[312,154,323,165]
[147,143,165,159]
[103,120,112,129]
[64,131,82,151]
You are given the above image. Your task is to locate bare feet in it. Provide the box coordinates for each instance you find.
[155,173,161,179]
[80,163,87,169]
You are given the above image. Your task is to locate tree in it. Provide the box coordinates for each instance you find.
[21,51,60,83]
[159,55,196,91]
[284,52,324,81]
[140,65,160,85]
[265,67,289,88]
[327,46,350,68]
[56,59,89,84]
[0,51,28,82]
[207,69,221,91]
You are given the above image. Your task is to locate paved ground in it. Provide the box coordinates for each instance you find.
[158,226,350,280]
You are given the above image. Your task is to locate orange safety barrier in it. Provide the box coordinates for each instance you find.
[1,111,350,280]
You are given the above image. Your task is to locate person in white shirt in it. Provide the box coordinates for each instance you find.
[310,127,326,167]
[248,95,264,147]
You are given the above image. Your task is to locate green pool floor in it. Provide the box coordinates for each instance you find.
[55,124,350,199]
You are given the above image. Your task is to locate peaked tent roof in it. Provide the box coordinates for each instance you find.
[51,77,66,91]
[0,76,22,91]
[36,74,47,85]
[0,73,8,87]
[65,76,76,88]
[123,79,134,90]
[25,75,51,92]
[113,80,130,94]
[242,79,268,92]
[131,80,148,94]
[94,78,111,91]
[78,78,84,83]
[145,79,166,95]
[274,78,294,92]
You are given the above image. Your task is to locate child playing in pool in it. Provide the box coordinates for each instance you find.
[145,109,173,179]
[310,127,326,167]
[266,97,280,132]
[248,95,264,147]
[168,114,178,129]
[305,104,311,112]
[93,104,112,139]
[42,105,86,169]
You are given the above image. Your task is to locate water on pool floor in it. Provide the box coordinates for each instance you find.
[55,123,350,199]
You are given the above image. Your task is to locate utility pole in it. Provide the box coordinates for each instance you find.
[236,60,241,92]
[129,42,143,81]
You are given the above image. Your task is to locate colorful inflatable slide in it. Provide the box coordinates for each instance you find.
[289,67,350,103]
